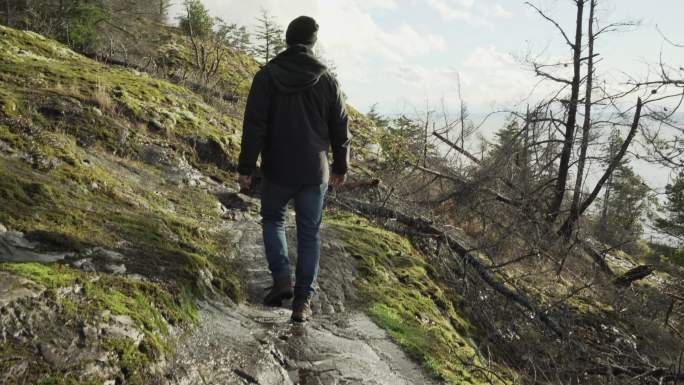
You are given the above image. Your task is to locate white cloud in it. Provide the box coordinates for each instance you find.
[382,24,446,58]
[460,46,536,106]
[425,0,513,25]
[358,0,398,11]
[169,0,446,85]
[492,4,514,19]
[172,1,445,60]
[428,0,476,21]
[381,46,537,112]
[388,64,429,84]
[169,0,533,114]
[314,1,446,64]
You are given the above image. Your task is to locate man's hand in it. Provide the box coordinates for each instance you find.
[329,173,346,188]
[238,174,253,192]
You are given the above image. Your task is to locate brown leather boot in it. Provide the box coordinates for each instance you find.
[263,277,293,307]
[291,296,312,322]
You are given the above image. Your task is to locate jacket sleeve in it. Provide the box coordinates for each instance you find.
[328,75,351,175]
[237,70,270,176]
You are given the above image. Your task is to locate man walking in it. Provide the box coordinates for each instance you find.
[237,16,350,322]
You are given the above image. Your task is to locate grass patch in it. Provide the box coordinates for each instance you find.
[0,148,243,301]
[0,261,196,384]
[0,24,242,163]
[326,212,512,384]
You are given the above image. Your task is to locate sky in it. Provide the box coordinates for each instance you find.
[170,0,684,116]
[169,0,683,198]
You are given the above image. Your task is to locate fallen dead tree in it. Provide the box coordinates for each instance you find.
[578,240,616,276]
[331,196,565,338]
[335,178,381,192]
[409,162,617,277]
[583,365,684,382]
[612,265,655,287]
[411,163,518,206]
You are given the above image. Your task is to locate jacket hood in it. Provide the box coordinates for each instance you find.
[266,44,327,93]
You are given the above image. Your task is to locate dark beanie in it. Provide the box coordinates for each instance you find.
[286,16,319,46]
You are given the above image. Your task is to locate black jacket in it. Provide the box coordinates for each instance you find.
[237,45,351,186]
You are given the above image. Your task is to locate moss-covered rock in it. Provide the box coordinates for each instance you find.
[0,25,248,383]
[0,262,195,384]
[326,212,514,384]
[0,24,243,164]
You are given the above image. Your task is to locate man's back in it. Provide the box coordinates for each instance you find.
[236,16,351,323]
[238,45,350,186]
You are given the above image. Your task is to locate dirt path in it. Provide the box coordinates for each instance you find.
[167,219,440,385]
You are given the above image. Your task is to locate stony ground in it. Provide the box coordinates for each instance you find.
[165,219,440,385]
[0,24,449,384]
[0,199,441,385]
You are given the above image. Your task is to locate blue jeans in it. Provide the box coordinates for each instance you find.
[260,178,328,298]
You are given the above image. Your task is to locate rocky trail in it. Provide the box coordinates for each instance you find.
[0,138,442,385]
[166,218,439,385]
[0,186,440,384]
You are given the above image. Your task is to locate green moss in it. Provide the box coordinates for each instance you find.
[103,337,149,383]
[326,212,512,384]
[0,261,195,383]
[0,341,54,383]
[0,158,112,247]
[0,262,194,327]
[0,262,79,289]
[155,36,259,96]
[0,22,251,384]
[0,88,18,117]
[34,377,104,385]
[0,122,21,149]
[0,24,242,163]
[36,379,59,385]
[566,295,615,316]
[0,149,243,300]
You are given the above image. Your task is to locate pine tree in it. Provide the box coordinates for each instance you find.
[179,0,213,38]
[657,171,684,239]
[367,104,389,129]
[61,2,107,54]
[489,120,531,185]
[253,9,286,63]
[596,130,651,250]
[217,22,251,52]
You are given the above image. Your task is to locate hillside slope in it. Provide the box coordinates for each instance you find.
[0,23,252,383]
[0,25,504,385]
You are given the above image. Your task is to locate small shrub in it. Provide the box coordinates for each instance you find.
[93,81,113,113]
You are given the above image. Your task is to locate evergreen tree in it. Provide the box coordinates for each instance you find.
[656,171,684,239]
[61,2,107,54]
[3,0,107,53]
[596,130,651,249]
[253,9,286,63]
[489,120,531,185]
[179,0,213,38]
[217,21,251,52]
[367,104,389,129]
[154,0,172,23]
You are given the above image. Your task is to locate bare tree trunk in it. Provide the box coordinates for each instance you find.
[158,0,169,23]
[422,111,429,166]
[599,175,611,229]
[565,0,597,238]
[559,98,643,234]
[433,131,480,164]
[457,73,467,148]
[4,0,10,27]
[548,0,585,221]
